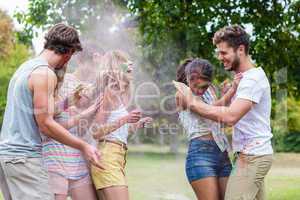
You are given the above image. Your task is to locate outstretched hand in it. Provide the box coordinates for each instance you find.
[81,96,103,118]
[126,109,142,123]
[137,117,153,128]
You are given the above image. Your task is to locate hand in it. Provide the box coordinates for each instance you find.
[125,109,142,123]
[176,91,188,110]
[173,80,194,109]
[232,73,243,91]
[137,117,153,128]
[81,97,102,118]
[81,143,105,170]
[221,79,232,95]
[173,80,192,96]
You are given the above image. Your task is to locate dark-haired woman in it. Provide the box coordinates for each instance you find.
[175,58,241,200]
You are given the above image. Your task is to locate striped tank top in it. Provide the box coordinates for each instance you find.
[42,74,89,180]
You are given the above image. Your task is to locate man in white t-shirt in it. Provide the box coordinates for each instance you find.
[176,25,273,200]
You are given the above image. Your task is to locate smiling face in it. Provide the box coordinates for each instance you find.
[188,72,210,96]
[216,41,241,72]
[119,60,134,80]
[216,42,246,71]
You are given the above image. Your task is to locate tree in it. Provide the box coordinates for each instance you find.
[124,0,300,152]
[14,0,128,45]
[0,10,14,59]
[125,0,300,96]
[0,9,30,126]
[14,0,300,94]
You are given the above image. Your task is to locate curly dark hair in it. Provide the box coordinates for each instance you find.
[44,23,82,54]
[213,25,250,55]
[185,58,213,82]
[176,58,193,85]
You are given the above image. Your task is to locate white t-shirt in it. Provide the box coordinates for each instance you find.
[232,67,273,155]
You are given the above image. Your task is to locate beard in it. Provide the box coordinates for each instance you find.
[227,53,240,72]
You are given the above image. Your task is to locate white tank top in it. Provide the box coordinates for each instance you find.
[104,105,129,144]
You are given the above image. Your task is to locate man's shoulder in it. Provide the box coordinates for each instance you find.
[30,67,57,90]
[245,67,267,79]
[23,57,48,67]
[31,67,56,78]
[241,67,268,85]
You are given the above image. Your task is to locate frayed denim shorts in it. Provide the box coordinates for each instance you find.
[185,138,232,183]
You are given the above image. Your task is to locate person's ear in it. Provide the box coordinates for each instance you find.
[238,45,245,56]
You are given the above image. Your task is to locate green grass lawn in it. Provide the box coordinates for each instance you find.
[1,145,300,200]
[126,145,300,200]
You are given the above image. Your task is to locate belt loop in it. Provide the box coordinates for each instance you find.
[122,143,127,151]
[103,138,107,146]
[99,138,106,146]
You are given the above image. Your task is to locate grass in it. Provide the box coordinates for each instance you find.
[1,145,300,200]
[126,145,300,200]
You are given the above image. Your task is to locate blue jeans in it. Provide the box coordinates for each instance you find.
[185,139,232,183]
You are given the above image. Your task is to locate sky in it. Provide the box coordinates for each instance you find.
[0,0,28,14]
[0,0,44,53]
[0,0,28,29]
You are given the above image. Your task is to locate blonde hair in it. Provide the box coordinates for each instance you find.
[95,50,131,96]
[54,50,132,114]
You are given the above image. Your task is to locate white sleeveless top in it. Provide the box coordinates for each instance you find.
[104,105,129,144]
[179,87,231,152]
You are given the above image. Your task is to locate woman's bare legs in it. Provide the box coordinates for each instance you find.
[191,177,219,200]
[218,177,229,200]
[70,184,98,200]
[55,194,68,200]
[96,189,105,200]
[96,186,129,200]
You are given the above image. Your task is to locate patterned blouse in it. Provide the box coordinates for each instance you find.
[179,87,231,152]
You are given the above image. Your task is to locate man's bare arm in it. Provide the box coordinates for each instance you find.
[30,67,103,168]
[31,68,86,149]
[190,97,252,126]
[176,90,252,126]
[212,86,236,106]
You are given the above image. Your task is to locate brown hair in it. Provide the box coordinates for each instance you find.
[44,23,82,54]
[176,58,193,85]
[185,58,213,82]
[213,25,250,55]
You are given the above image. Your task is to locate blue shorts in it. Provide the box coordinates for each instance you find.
[185,139,232,183]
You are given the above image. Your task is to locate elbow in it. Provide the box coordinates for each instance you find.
[223,115,239,126]
[37,117,53,136]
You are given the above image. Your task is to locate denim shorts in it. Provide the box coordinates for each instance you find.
[185,139,232,183]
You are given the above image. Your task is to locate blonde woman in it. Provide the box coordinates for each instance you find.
[90,50,152,200]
